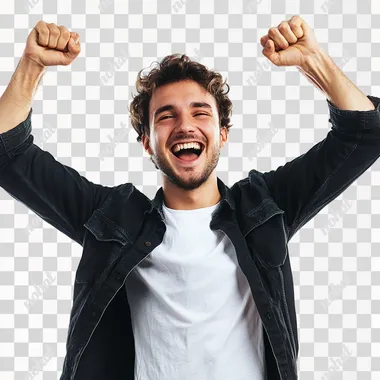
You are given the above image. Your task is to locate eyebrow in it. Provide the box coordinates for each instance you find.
[153,102,212,120]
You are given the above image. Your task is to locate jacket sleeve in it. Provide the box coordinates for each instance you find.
[0,108,116,246]
[255,95,380,241]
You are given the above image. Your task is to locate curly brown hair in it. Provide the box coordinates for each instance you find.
[129,53,233,144]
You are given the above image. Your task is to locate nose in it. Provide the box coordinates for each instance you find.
[175,113,197,133]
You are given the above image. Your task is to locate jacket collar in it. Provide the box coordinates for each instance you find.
[145,176,236,220]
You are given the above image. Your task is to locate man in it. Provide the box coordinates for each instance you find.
[0,15,378,380]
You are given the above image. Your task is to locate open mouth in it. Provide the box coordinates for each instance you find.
[170,144,205,164]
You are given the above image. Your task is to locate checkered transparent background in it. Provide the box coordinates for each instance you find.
[0,0,380,379]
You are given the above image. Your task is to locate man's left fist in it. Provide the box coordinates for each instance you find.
[260,15,322,68]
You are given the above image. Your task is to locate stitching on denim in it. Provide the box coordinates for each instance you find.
[288,128,362,239]
[330,107,362,118]
[85,253,124,310]
[2,124,29,142]
[245,198,272,217]
[255,249,274,269]
[82,185,120,232]
[0,133,11,159]
[329,99,380,128]
[100,187,117,208]
[278,267,296,359]
[90,183,135,243]
[244,208,284,239]
[235,238,290,372]
[266,301,291,373]
[363,107,380,128]
[96,209,132,244]
[1,115,31,142]
[90,183,131,217]
[0,118,32,159]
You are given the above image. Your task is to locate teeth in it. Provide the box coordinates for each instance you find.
[172,142,202,153]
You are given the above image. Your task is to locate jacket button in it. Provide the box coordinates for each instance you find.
[92,311,96,317]
[145,241,151,246]
[116,275,121,280]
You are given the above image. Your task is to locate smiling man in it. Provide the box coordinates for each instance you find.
[142,78,228,205]
[1,16,380,380]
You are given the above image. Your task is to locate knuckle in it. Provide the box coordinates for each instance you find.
[58,27,70,39]
[268,27,277,35]
[36,20,46,27]
[36,21,49,34]
[48,26,60,37]
[278,22,288,30]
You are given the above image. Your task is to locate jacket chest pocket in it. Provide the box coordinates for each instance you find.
[76,211,131,284]
[243,201,288,269]
[242,204,288,303]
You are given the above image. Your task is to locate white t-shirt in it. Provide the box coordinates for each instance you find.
[125,201,266,380]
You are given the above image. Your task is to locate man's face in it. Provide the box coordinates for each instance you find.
[142,79,228,191]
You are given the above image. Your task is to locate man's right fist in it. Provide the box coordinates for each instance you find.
[23,21,81,68]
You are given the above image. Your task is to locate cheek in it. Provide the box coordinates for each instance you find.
[151,138,167,155]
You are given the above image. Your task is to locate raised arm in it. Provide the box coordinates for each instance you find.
[255,15,380,240]
[0,21,115,246]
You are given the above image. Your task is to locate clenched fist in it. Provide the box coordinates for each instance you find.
[23,21,81,68]
[260,15,321,68]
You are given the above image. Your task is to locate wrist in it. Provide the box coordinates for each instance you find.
[13,54,47,86]
[297,49,375,111]
[0,55,46,131]
[4,55,47,104]
[297,49,338,96]
[299,48,333,72]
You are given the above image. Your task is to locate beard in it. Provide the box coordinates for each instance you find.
[150,143,220,191]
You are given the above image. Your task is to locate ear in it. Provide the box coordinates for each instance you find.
[142,134,153,155]
[220,126,228,149]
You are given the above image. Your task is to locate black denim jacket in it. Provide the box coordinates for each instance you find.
[1,95,380,380]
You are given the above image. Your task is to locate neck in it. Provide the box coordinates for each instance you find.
[162,174,221,210]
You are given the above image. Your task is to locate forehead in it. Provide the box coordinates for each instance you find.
[149,80,217,119]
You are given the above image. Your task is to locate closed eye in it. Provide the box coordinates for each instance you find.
[159,113,209,121]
